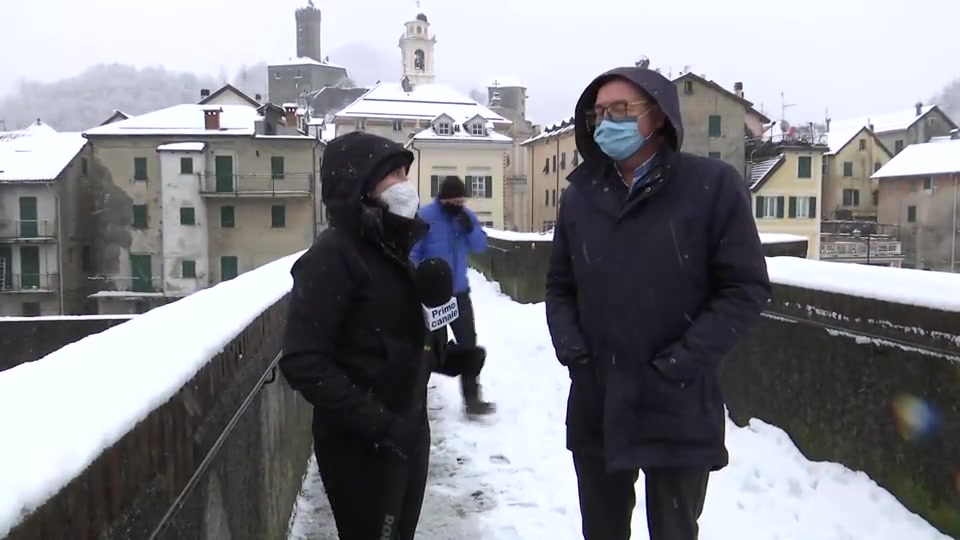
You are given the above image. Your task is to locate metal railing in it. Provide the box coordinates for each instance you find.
[0,272,59,292]
[0,219,57,240]
[196,172,313,196]
[820,239,903,258]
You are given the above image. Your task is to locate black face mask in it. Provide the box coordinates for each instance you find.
[441,203,462,215]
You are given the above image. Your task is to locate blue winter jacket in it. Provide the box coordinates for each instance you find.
[410,200,488,293]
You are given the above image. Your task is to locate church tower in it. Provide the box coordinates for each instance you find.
[296,1,322,62]
[398,8,436,87]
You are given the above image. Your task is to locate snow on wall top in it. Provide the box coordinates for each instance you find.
[758,233,807,244]
[484,229,809,245]
[268,56,345,70]
[0,251,304,537]
[486,76,525,88]
[335,82,509,124]
[767,257,960,312]
[0,132,87,182]
[156,142,207,152]
[871,139,960,178]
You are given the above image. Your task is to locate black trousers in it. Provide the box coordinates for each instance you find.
[573,453,709,540]
[314,433,430,540]
[450,291,482,400]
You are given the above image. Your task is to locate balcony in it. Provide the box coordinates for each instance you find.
[820,237,904,266]
[0,272,59,292]
[197,172,313,198]
[0,219,57,242]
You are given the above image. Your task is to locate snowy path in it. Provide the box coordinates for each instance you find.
[288,269,949,539]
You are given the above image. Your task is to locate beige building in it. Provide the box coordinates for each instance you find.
[874,137,960,271]
[408,115,513,228]
[0,123,93,316]
[83,86,321,314]
[521,119,577,232]
[822,126,893,220]
[747,141,828,259]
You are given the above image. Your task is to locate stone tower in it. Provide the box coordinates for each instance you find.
[296,2,322,62]
[398,11,436,86]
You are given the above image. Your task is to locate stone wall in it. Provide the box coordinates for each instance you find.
[0,315,134,373]
[7,296,315,540]
[470,235,958,537]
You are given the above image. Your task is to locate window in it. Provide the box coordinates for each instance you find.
[220,256,239,281]
[133,157,148,181]
[754,195,785,219]
[21,302,41,317]
[132,204,148,228]
[683,80,694,94]
[481,221,494,228]
[907,205,917,223]
[181,260,196,278]
[708,115,722,138]
[842,188,860,206]
[271,156,285,179]
[393,120,403,132]
[788,196,817,218]
[220,205,235,228]
[552,155,557,172]
[560,152,567,170]
[356,119,366,130]
[922,176,932,190]
[180,157,193,174]
[708,152,721,159]
[180,207,195,225]
[542,158,549,174]
[465,175,493,198]
[872,190,879,206]
[469,123,485,136]
[894,140,904,154]
[551,189,557,206]
[874,161,882,172]
[859,139,866,151]
[435,122,451,135]
[797,156,812,178]
[544,189,549,206]
[842,162,853,177]
[429,175,442,197]
[81,158,88,176]
[271,205,286,227]
[572,151,580,167]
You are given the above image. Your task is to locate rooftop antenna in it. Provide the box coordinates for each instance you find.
[780,92,796,124]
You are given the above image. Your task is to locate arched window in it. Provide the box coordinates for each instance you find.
[414,50,425,71]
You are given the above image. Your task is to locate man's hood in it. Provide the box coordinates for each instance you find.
[573,67,684,165]
[320,131,414,213]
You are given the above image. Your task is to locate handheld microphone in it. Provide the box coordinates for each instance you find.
[414,258,459,332]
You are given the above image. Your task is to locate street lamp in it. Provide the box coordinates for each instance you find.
[853,228,872,265]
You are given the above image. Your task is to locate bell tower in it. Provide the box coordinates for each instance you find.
[398,3,436,87]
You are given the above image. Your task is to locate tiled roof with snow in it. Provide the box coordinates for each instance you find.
[486,76,525,88]
[334,82,509,124]
[268,56,345,69]
[157,142,206,152]
[871,139,960,178]
[747,155,783,190]
[83,104,312,139]
[0,132,87,182]
[521,117,574,145]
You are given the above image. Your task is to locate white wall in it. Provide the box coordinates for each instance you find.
[159,150,209,296]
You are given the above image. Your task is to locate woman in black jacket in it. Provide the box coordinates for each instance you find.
[280,131,484,539]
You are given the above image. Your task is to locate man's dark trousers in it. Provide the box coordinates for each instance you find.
[573,452,709,540]
[449,290,481,401]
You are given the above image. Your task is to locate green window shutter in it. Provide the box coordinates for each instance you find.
[180,207,195,225]
[464,177,474,197]
[776,196,785,218]
[809,197,817,217]
[271,205,286,228]
[220,206,235,228]
[755,197,764,218]
[271,156,285,179]
[220,256,239,281]
[484,176,493,198]
[133,157,148,181]
[708,115,721,137]
[132,204,148,228]
[181,260,196,278]
[788,196,797,218]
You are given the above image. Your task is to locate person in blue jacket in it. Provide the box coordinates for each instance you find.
[411,175,496,417]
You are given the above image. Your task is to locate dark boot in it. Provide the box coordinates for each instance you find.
[462,375,496,416]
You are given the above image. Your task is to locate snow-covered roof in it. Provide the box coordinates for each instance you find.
[268,56,345,70]
[157,142,206,152]
[0,121,57,142]
[824,125,868,154]
[0,132,87,182]
[486,76,525,89]
[334,82,509,124]
[409,116,512,144]
[521,117,574,145]
[83,104,312,139]
[829,105,945,140]
[747,155,783,190]
[871,139,960,179]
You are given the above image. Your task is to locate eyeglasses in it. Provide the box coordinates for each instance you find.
[585,100,652,127]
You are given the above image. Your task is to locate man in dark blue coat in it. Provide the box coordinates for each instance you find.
[545,67,771,540]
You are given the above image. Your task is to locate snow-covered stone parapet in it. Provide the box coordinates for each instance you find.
[0,251,304,537]
[482,227,554,242]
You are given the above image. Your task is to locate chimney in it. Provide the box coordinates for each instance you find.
[915,101,923,116]
[255,93,262,102]
[284,105,298,128]
[825,118,831,131]
[733,82,743,99]
[203,108,222,130]
[200,88,211,99]
[868,122,875,131]
[35,117,42,125]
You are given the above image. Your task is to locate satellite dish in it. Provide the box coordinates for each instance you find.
[779,119,791,134]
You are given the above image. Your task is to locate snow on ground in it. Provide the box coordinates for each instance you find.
[0,251,303,538]
[289,269,949,539]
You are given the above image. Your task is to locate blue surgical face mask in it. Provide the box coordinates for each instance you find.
[593,119,647,161]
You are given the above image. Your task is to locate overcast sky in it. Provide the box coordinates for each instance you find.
[1,0,956,126]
